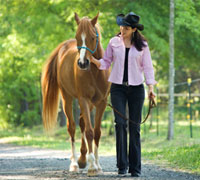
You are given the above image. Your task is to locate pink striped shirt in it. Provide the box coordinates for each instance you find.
[99,36,157,86]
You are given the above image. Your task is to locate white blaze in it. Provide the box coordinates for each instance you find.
[79,33,86,64]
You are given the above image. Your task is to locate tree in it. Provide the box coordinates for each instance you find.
[168,0,175,140]
[0,0,200,128]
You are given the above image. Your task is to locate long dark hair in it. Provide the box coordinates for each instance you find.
[117,30,147,51]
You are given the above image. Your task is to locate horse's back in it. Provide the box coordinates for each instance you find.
[57,39,79,98]
[58,39,77,58]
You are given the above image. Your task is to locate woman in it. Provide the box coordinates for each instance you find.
[91,12,156,177]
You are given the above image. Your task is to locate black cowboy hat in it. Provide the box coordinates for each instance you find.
[116,12,144,31]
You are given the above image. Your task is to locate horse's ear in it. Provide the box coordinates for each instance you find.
[91,12,99,26]
[75,12,80,25]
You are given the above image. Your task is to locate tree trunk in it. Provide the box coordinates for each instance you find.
[59,102,66,127]
[168,0,175,140]
[91,109,95,128]
[73,99,80,125]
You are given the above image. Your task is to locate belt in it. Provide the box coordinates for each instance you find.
[122,81,129,86]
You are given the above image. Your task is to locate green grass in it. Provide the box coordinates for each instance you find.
[142,143,200,173]
[0,125,116,155]
[0,119,200,175]
[140,119,200,174]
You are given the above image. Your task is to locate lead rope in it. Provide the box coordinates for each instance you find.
[107,94,156,125]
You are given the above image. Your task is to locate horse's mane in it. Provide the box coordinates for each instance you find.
[77,17,101,40]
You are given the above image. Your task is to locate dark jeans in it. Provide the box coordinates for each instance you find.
[110,83,145,174]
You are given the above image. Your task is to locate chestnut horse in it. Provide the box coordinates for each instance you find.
[41,13,110,176]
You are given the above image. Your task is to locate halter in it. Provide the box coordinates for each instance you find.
[77,28,99,54]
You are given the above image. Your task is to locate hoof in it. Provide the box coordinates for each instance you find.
[98,168,103,174]
[78,160,87,169]
[96,163,103,173]
[78,157,87,169]
[69,163,79,173]
[87,169,98,177]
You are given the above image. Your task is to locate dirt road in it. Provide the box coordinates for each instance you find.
[0,143,199,180]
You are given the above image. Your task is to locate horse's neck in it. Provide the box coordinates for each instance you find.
[90,44,108,82]
[91,43,105,79]
[93,43,103,60]
[90,44,103,76]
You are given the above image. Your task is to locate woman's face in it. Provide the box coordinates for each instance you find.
[120,26,136,39]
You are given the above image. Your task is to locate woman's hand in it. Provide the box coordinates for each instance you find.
[148,85,156,100]
[90,56,101,68]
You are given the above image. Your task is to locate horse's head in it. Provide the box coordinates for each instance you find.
[75,12,99,70]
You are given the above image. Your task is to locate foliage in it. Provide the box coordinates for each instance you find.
[0,0,200,127]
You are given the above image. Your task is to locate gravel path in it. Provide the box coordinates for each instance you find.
[0,143,199,180]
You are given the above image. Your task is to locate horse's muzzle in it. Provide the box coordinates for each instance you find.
[77,59,90,70]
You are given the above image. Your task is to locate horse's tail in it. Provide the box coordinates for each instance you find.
[41,43,63,132]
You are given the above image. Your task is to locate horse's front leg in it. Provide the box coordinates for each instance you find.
[78,97,98,176]
[94,100,107,173]
[78,104,94,169]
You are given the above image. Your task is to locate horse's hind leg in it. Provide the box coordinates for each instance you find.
[62,96,79,173]
[94,100,107,173]
[78,115,87,168]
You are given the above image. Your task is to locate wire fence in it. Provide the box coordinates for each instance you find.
[142,78,200,138]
